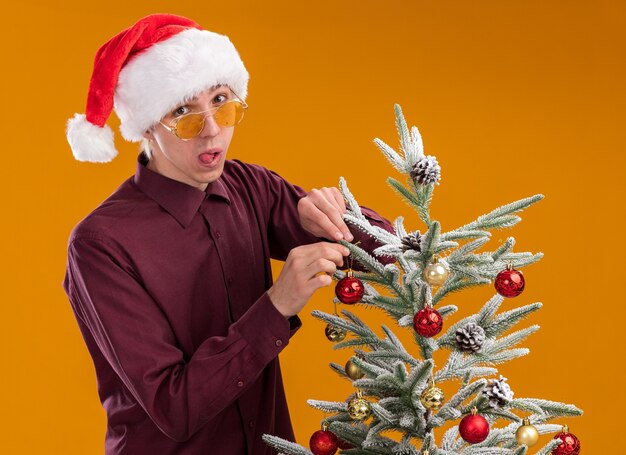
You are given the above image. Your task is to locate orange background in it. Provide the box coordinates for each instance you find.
[2,1,624,453]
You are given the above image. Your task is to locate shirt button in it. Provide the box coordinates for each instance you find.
[215,230,221,239]
[227,277,233,286]
[237,380,244,387]
[275,339,283,347]
[249,420,255,428]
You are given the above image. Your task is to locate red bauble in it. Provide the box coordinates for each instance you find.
[335,276,364,304]
[413,308,443,337]
[459,413,490,444]
[494,268,525,298]
[552,429,581,455]
[310,429,339,455]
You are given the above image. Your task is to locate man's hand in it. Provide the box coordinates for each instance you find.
[267,242,350,318]
[297,187,354,242]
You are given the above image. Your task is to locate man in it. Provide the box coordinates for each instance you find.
[63,13,394,454]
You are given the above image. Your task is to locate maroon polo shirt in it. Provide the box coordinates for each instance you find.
[63,152,393,454]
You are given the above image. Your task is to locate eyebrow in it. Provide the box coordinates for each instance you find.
[184,84,230,105]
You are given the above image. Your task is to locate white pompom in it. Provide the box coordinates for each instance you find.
[66,114,118,163]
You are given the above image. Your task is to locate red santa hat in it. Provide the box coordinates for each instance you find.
[66,13,249,163]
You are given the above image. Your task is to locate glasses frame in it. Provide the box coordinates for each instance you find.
[159,88,248,141]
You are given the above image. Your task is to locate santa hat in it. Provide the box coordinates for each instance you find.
[66,13,249,163]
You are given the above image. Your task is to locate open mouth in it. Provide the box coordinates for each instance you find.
[198,151,221,166]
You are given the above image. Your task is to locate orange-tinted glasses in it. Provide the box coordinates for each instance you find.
[160,91,248,140]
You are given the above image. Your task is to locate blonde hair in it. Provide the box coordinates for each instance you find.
[141,138,152,160]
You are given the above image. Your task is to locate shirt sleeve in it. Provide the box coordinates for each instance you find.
[65,234,296,442]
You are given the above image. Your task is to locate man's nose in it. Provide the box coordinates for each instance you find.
[199,114,221,137]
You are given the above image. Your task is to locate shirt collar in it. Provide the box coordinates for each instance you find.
[133,152,231,228]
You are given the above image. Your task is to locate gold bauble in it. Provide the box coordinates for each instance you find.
[515,418,539,447]
[345,359,365,380]
[423,261,449,286]
[420,385,445,411]
[347,395,371,420]
[325,324,347,342]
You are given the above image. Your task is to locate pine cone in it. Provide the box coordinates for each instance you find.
[483,375,514,408]
[455,322,486,353]
[410,155,441,185]
[400,231,422,252]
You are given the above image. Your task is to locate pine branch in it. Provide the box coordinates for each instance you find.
[418,432,436,453]
[410,125,425,160]
[374,137,411,174]
[419,221,441,262]
[491,237,515,261]
[446,195,544,236]
[509,398,583,420]
[440,230,491,241]
[484,303,543,338]
[449,236,492,259]
[329,362,350,380]
[393,361,409,382]
[327,421,371,453]
[413,328,438,360]
[333,337,381,350]
[306,399,347,413]
[477,348,530,365]
[535,439,563,455]
[476,294,505,327]
[388,176,429,224]
[432,276,490,306]
[414,181,435,227]
[481,326,540,353]
[480,408,521,423]
[443,379,488,411]
[351,356,395,379]
[370,402,398,425]
[262,435,312,454]
[404,359,434,396]
[395,104,416,167]
[364,347,419,367]
[437,305,458,317]
[310,310,376,341]
[339,176,367,220]
[369,296,411,320]
[394,215,409,239]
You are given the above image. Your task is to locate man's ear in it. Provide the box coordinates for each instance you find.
[142,127,155,141]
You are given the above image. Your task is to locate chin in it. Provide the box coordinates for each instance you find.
[200,165,224,182]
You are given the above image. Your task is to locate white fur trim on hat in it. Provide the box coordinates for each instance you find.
[115,28,249,142]
[66,114,118,163]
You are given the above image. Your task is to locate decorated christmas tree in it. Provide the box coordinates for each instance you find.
[263,106,582,455]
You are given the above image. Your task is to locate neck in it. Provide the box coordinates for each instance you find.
[145,156,209,192]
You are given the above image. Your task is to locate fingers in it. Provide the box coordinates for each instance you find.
[304,257,338,281]
[321,187,343,213]
[307,188,353,241]
[329,187,347,213]
[305,202,345,241]
[291,242,349,268]
[305,273,333,294]
[277,242,354,311]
